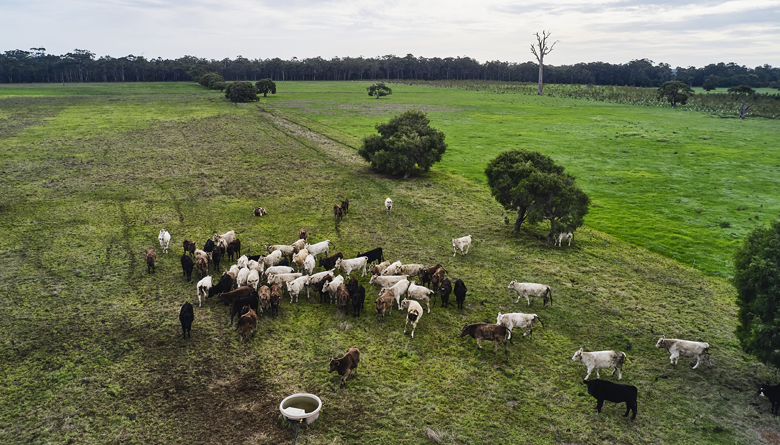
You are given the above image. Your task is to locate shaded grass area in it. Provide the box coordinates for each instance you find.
[0,85,779,444]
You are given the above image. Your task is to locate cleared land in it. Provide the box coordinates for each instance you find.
[0,82,778,445]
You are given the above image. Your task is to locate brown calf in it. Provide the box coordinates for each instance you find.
[329,346,360,387]
[460,323,509,354]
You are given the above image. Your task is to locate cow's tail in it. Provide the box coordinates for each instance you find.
[535,314,544,329]
[547,286,553,306]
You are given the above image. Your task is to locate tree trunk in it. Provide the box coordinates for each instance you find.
[537,58,544,96]
[513,208,527,232]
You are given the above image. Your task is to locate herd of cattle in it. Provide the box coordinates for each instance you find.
[146,199,779,420]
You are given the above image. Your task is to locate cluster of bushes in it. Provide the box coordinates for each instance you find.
[198,72,226,91]
[197,75,277,103]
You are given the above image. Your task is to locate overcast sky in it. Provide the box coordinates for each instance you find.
[3,0,779,68]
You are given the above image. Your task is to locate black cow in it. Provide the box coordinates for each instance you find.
[227,239,241,262]
[211,246,223,271]
[315,276,333,304]
[758,383,780,416]
[348,279,365,317]
[203,239,216,253]
[356,248,383,265]
[180,254,194,282]
[208,273,233,300]
[179,302,194,339]
[329,347,360,388]
[583,379,637,419]
[319,252,343,270]
[454,278,467,309]
[229,293,259,326]
[439,278,452,308]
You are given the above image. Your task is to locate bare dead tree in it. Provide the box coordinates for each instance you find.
[530,31,559,96]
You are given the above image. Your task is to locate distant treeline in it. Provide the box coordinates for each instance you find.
[2,49,779,89]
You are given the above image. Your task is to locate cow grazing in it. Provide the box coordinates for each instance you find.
[158,229,171,254]
[257,285,271,314]
[556,231,573,247]
[336,284,350,313]
[758,384,780,416]
[253,207,267,217]
[213,230,236,249]
[454,279,467,309]
[203,239,216,253]
[270,284,282,317]
[334,205,344,221]
[357,247,384,265]
[572,348,627,380]
[460,323,509,354]
[349,283,365,317]
[299,228,308,241]
[179,302,194,339]
[401,299,423,338]
[419,264,443,288]
[182,239,196,257]
[236,306,257,342]
[431,268,446,297]
[306,240,331,257]
[229,292,259,326]
[583,379,637,419]
[324,275,345,305]
[452,235,472,256]
[385,197,393,214]
[655,336,710,369]
[341,198,349,214]
[439,278,452,308]
[406,282,433,313]
[227,239,241,262]
[286,275,310,303]
[319,252,343,270]
[211,245,223,271]
[369,260,391,275]
[195,255,208,280]
[217,285,255,307]
[496,312,544,340]
[384,278,411,310]
[207,273,233,300]
[329,346,360,388]
[368,274,408,292]
[145,248,156,274]
[180,253,194,282]
[375,290,395,321]
[507,281,552,306]
[335,256,369,278]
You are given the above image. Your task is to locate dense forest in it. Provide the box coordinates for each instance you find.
[2,48,779,88]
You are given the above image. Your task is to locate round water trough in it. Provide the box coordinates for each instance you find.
[279,393,322,425]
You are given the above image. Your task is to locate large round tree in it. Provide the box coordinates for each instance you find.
[224,81,258,102]
[734,219,780,368]
[358,110,447,178]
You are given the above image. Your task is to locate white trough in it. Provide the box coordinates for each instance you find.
[279,393,322,425]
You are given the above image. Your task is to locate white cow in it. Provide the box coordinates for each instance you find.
[369,275,408,292]
[555,231,573,247]
[196,275,213,308]
[246,269,260,290]
[236,267,250,288]
[267,272,303,287]
[307,270,335,299]
[237,255,249,269]
[381,261,403,276]
[385,197,393,214]
[406,282,434,313]
[264,265,294,278]
[572,348,627,380]
[496,312,543,340]
[262,250,283,268]
[507,281,553,306]
[286,275,310,303]
[655,336,710,369]
[383,278,411,310]
[335,256,369,278]
[324,275,345,304]
[305,240,331,257]
[401,299,423,338]
[452,235,472,256]
[399,264,425,277]
[213,230,236,250]
[158,229,171,254]
[303,255,316,276]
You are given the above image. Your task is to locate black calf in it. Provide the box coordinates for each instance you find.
[180,254,194,282]
[179,302,194,339]
[758,383,780,416]
[583,379,637,419]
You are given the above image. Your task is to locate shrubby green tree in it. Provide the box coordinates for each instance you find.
[358,110,446,178]
[199,72,224,89]
[734,219,780,368]
[224,81,258,102]
[728,85,756,119]
[255,78,276,97]
[702,75,720,91]
[367,82,392,98]
[657,81,695,107]
[212,82,227,92]
[485,149,589,243]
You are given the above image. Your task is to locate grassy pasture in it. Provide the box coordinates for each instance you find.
[0,83,779,444]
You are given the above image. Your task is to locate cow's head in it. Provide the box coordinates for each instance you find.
[655,336,666,349]
[460,324,471,338]
[329,359,340,373]
[496,312,504,325]
[572,348,583,361]
[507,280,517,289]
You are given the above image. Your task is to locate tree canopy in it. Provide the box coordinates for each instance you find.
[357,110,446,178]
[224,81,258,102]
[657,81,695,107]
[255,78,276,97]
[485,149,589,242]
[199,72,224,89]
[367,82,392,98]
[734,219,780,368]
[728,85,756,118]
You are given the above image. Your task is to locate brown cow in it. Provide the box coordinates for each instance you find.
[375,290,395,321]
[253,207,267,217]
[299,228,308,241]
[145,248,157,274]
[182,239,196,257]
[341,198,350,214]
[333,205,343,221]
[217,285,254,307]
[270,284,283,317]
[431,267,446,295]
[460,323,509,354]
[419,264,443,288]
[237,306,258,342]
[336,284,350,313]
[258,285,271,314]
[329,346,360,387]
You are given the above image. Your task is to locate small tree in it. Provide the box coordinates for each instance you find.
[367,82,392,99]
[358,110,446,178]
[728,85,756,119]
[734,219,780,368]
[212,82,227,92]
[702,75,720,91]
[199,72,224,89]
[224,81,258,102]
[255,78,276,97]
[657,81,695,108]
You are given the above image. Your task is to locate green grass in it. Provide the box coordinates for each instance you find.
[1,82,779,444]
